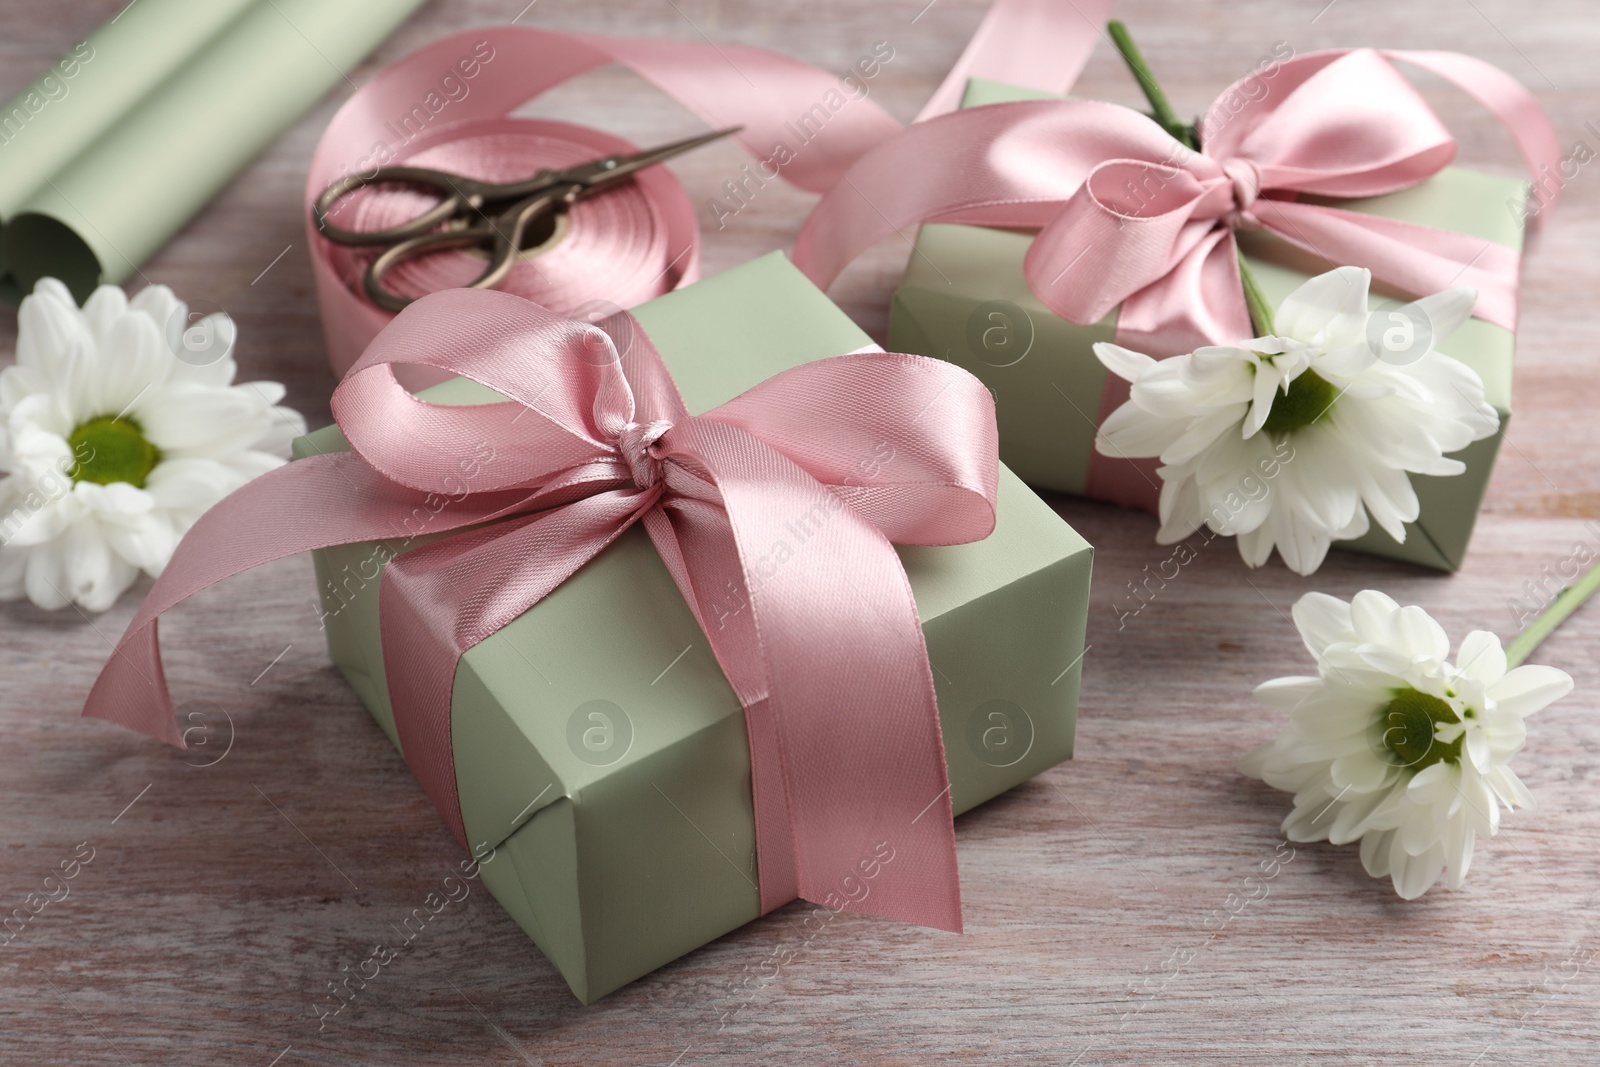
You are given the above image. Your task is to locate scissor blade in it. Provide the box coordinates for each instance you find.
[566,126,743,194]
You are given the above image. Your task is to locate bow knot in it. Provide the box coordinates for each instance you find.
[1220,157,1262,229]
[617,418,673,489]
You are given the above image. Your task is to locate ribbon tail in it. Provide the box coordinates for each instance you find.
[665,418,961,932]
[379,489,650,847]
[707,350,999,544]
[915,0,1116,121]
[1254,200,1522,330]
[83,452,510,747]
[1384,49,1563,217]
[590,34,902,194]
[88,621,181,747]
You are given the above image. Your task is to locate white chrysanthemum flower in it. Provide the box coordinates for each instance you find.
[1093,266,1499,575]
[1240,590,1573,899]
[0,278,305,612]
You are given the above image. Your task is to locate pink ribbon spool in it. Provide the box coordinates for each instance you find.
[311,115,697,388]
[318,117,694,318]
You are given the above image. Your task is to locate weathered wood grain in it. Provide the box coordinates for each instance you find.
[2,1,1598,1064]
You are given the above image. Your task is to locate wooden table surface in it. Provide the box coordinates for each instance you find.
[3,1,1599,1064]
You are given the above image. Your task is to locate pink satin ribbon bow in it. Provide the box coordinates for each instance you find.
[792,47,1560,508]
[83,288,1000,932]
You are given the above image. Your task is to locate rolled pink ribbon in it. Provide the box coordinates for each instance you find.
[83,289,1001,933]
[792,47,1562,510]
[306,0,1115,376]
[315,117,695,347]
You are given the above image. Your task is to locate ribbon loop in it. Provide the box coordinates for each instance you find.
[1212,50,1458,196]
[707,351,999,545]
[1026,160,1214,325]
[333,294,627,494]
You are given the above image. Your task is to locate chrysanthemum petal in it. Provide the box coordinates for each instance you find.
[1400,806,1444,854]
[1092,342,1157,382]
[127,283,186,334]
[1443,817,1474,890]
[17,283,96,418]
[1391,840,1446,899]
[1254,675,1323,709]
[1154,473,1205,543]
[101,511,177,573]
[1290,592,1353,657]
[1408,286,1477,347]
[1276,265,1371,351]
[80,285,129,348]
[136,382,270,455]
[1217,526,1259,572]
[1282,790,1341,842]
[1486,765,1535,810]
[1360,828,1395,878]
[1237,741,1274,778]
[1488,665,1574,717]
[1331,752,1391,792]
[1275,508,1335,577]
[1464,728,1492,773]
[1096,401,1186,459]
[92,303,173,416]
[1329,779,1401,845]
[23,536,71,609]
[1392,604,1450,662]
[62,518,140,612]
[1348,590,1400,642]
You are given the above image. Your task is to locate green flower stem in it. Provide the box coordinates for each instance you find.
[1107,20,1197,149]
[1237,251,1276,337]
[1505,556,1600,668]
[1111,20,1279,337]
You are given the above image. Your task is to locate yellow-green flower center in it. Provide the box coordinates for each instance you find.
[1261,369,1338,434]
[68,416,161,488]
[1379,688,1462,771]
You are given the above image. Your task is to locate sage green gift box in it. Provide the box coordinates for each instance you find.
[890,79,1526,572]
[293,253,1093,1003]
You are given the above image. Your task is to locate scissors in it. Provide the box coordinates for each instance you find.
[312,127,741,312]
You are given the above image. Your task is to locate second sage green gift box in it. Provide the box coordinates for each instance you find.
[890,79,1525,572]
[294,253,1093,1003]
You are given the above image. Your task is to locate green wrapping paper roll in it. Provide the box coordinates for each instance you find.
[0,0,258,218]
[0,0,428,303]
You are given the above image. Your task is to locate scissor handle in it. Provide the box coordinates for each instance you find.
[362,188,573,312]
[312,166,496,247]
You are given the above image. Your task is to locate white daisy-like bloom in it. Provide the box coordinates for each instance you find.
[1240,590,1573,899]
[0,278,306,612]
[1093,266,1499,575]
